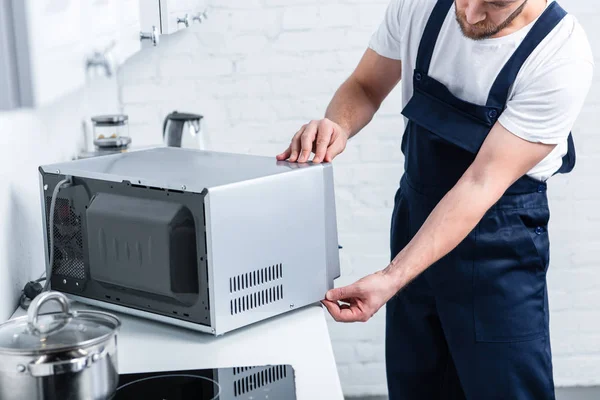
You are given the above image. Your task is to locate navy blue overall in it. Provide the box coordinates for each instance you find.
[386,1,574,399]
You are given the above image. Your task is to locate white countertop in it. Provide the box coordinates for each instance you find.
[11,300,344,400]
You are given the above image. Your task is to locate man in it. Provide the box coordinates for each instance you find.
[276,0,593,398]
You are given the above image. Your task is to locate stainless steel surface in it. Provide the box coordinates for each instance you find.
[0,291,120,400]
[40,147,323,193]
[163,111,204,149]
[27,291,69,331]
[205,161,339,335]
[27,347,108,377]
[91,114,129,125]
[93,136,131,148]
[0,291,120,353]
[0,339,118,400]
[139,25,159,46]
[39,147,341,336]
[324,163,341,285]
[64,294,214,334]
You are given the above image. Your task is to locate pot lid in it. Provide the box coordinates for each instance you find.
[165,111,204,121]
[0,292,120,355]
[91,114,129,126]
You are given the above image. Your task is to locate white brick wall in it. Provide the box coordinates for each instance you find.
[116,0,600,396]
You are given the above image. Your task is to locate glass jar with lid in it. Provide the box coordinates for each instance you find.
[91,114,131,149]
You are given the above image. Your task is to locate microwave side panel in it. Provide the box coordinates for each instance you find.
[206,166,332,335]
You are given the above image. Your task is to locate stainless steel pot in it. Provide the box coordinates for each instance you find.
[0,291,121,400]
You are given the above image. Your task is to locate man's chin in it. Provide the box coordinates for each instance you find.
[455,11,501,40]
[457,20,500,40]
[460,27,493,40]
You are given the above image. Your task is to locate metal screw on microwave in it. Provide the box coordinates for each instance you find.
[140,26,160,46]
[177,14,190,28]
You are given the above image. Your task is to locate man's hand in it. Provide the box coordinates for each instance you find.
[276,118,350,164]
[321,271,399,322]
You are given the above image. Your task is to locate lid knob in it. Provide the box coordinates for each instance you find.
[27,291,71,334]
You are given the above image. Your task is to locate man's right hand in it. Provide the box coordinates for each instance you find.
[276,118,350,164]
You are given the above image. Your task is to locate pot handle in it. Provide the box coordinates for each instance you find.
[27,291,71,333]
[28,348,108,377]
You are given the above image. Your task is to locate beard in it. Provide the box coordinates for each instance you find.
[455,0,528,40]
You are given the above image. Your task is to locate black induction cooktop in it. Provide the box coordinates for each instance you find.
[113,364,296,400]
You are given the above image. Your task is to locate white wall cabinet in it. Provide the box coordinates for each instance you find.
[140,0,207,46]
[81,0,142,69]
[0,0,207,111]
[117,0,143,64]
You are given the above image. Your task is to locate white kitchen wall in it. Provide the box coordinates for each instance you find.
[0,77,120,322]
[116,0,600,396]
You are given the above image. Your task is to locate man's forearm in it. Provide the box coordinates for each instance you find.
[324,77,380,139]
[382,172,506,290]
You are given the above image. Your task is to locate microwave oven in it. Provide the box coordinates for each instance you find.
[38,147,340,335]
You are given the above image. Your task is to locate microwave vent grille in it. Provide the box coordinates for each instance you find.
[45,196,85,280]
[229,263,282,293]
[230,284,284,315]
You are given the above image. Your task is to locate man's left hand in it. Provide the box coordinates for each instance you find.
[321,271,399,322]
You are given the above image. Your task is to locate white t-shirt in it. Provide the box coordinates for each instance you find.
[369,0,594,181]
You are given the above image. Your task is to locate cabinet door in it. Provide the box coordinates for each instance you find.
[81,0,118,50]
[139,0,161,49]
[115,0,141,64]
[11,0,85,108]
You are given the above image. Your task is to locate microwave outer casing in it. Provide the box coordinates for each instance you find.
[38,147,341,336]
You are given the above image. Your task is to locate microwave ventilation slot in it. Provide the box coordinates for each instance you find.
[233,365,288,397]
[45,196,85,280]
[233,366,257,375]
[230,284,284,315]
[229,263,282,293]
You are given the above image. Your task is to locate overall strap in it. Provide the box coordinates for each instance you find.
[486,1,568,108]
[415,0,454,74]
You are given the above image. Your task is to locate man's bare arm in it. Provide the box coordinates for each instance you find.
[277,48,402,163]
[325,48,403,139]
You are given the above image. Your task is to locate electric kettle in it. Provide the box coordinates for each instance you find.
[162,111,204,149]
